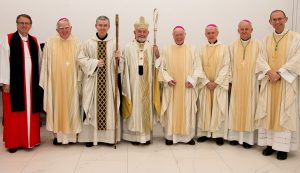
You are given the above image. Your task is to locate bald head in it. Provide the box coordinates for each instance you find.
[205,26,219,43]
[238,20,253,40]
[56,18,72,40]
[205,24,218,32]
[238,20,252,28]
[173,27,186,45]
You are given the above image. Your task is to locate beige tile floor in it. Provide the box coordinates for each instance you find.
[1,124,300,173]
[0,96,300,173]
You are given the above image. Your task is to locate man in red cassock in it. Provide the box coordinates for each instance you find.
[0,14,42,153]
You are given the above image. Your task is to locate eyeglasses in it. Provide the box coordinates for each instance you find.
[17,22,32,26]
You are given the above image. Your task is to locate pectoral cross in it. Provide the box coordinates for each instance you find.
[275,44,278,51]
[273,50,278,59]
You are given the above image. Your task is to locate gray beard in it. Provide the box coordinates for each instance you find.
[136,38,146,43]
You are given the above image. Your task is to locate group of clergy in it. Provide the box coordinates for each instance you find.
[1,9,300,161]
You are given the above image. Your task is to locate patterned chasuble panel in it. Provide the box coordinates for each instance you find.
[97,41,108,130]
[138,43,151,133]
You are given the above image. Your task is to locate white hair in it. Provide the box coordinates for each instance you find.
[56,18,71,29]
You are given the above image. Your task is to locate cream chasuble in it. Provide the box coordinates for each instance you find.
[227,38,261,145]
[255,29,300,152]
[229,39,259,132]
[40,35,82,143]
[77,35,120,145]
[161,43,200,143]
[266,33,288,131]
[196,42,230,139]
[201,45,219,132]
[170,45,188,135]
[122,40,156,143]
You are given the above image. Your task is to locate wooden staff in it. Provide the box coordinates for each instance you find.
[114,14,119,149]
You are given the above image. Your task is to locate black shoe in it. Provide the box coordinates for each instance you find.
[262,146,275,156]
[8,148,18,153]
[187,139,195,145]
[216,138,224,146]
[277,151,288,160]
[144,141,151,145]
[242,142,252,149]
[101,142,114,146]
[131,142,140,145]
[197,136,208,143]
[165,139,173,145]
[85,142,93,147]
[53,138,62,145]
[229,141,239,145]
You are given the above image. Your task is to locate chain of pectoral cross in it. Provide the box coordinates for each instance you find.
[240,39,250,65]
[273,31,289,51]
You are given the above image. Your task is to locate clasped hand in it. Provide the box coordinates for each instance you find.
[267,69,281,83]
[206,82,217,90]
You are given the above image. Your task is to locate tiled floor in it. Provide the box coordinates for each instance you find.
[0,123,300,173]
[0,96,300,173]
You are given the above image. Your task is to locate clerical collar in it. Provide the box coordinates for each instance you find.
[136,39,146,44]
[19,32,28,42]
[241,37,251,42]
[96,33,108,40]
[175,42,184,46]
[208,40,218,44]
[274,28,289,36]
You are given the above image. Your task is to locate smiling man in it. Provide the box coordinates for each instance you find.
[255,9,300,160]
[196,24,230,146]
[160,26,200,145]
[40,18,82,145]
[0,14,42,153]
[77,16,121,147]
[121,16,160,145]
[228,20,261,149]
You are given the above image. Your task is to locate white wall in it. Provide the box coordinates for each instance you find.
[0,0,295,47]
